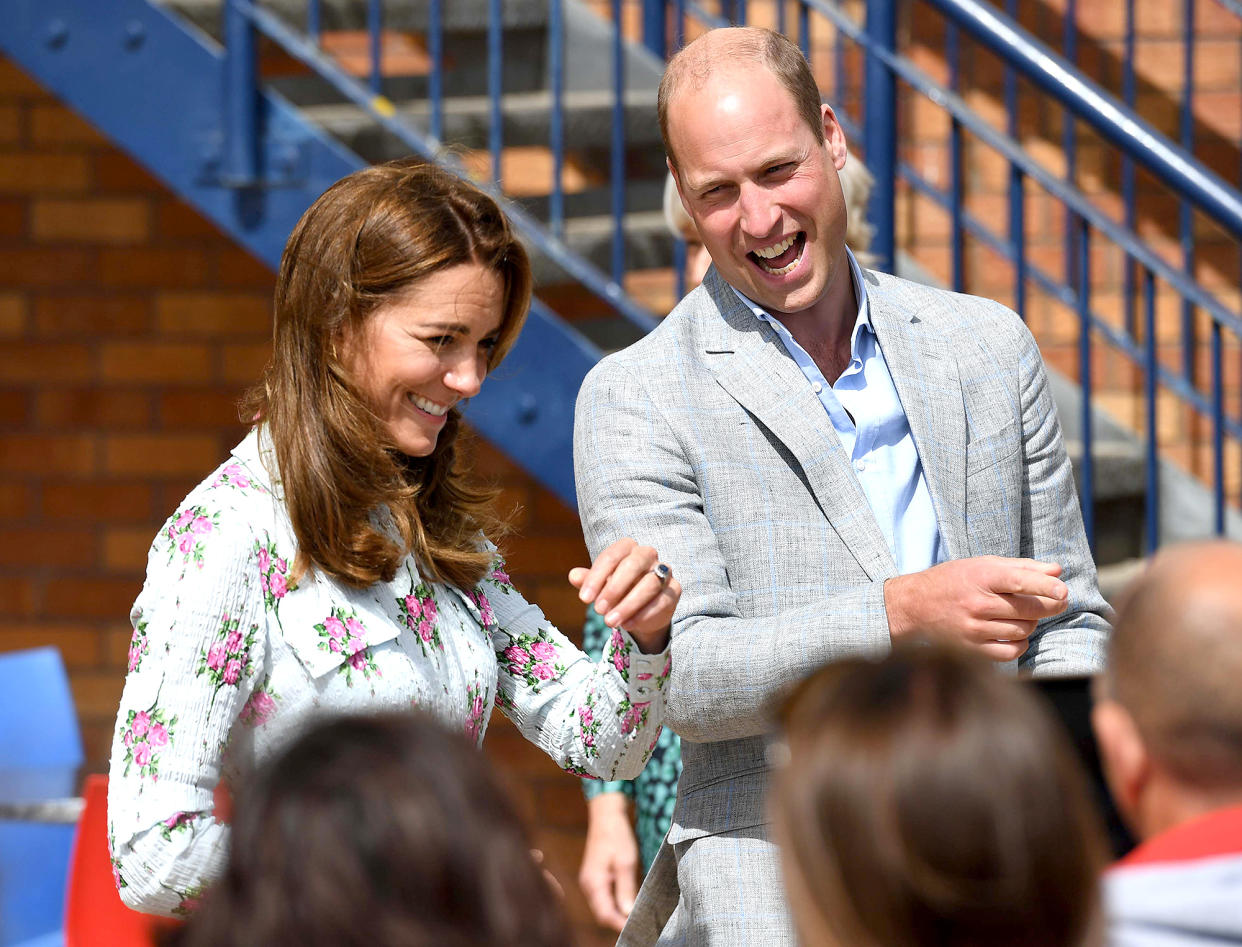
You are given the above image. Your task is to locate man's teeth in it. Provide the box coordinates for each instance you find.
[408,393,449,416]
[753,235,796,259]
[761,257,799,276]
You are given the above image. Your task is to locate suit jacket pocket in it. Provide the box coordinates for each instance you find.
[965,417,1019,478]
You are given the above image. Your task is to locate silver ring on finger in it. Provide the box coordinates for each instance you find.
[651,562,672,587]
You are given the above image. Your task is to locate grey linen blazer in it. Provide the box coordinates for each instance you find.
[573,265,1112,946]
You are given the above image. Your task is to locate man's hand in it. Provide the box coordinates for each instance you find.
[884,556,1069,661]
[578,792,640,932]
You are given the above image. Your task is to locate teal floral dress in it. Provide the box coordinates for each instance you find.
[580,606,681,872]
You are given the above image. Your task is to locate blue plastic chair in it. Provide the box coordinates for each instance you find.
[0,647,85,947]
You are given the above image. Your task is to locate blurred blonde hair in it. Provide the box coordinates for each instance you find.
[662,150,876,265]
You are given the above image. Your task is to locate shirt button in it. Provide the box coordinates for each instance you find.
[854,459,866,471]
[812,382,823,394]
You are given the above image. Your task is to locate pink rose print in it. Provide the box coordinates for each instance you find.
[127,621,149,673]
[255,538,296,615]
[316,606,380,685]
[471,588,495,627]
[172,883,209,918]
[397,574,443,656]
[212,462,262,493]
[609,628,632,681]
[485,556,514,595]
[530,641,558,661]
[464,678,488,744]
[532,662,555,681]
[504,645,530,668]
[498,631,567,691]
[121,706,175,780]
[197,615,256,690]
[167,505,217,570]
[239,685,279,727]
[618,699,651,735]
[575,690,602,759]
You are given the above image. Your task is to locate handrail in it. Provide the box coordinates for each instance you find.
[230,0,661,335]
[919,0,1242,240]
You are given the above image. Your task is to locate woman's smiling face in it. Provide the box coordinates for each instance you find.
[343,262,504,458]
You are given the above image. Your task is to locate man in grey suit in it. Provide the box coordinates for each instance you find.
[573,26,1111,946]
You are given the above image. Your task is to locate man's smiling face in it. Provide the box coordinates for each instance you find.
[668,64,850,319]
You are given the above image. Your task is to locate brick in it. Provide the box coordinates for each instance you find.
[158,390,246,428]
[35,390,152,429]
[0,390,30,426]
[99,342,212,384]
[103,526,157,573]
[33,296,150,336]
[0,293,26,336]
[0,482,31,518]
[0,198,23,237]
[93,152,162,192]
[99,247,210,288]
[0,153,92,193]
[0,104,19,145]
[0,433,98,475]
[219,343,271,384]
[103,434,223,477]
[69,669,126,718]
[0,624,102,666]
[0,341,95,383]
[31,197,150,243]
[0,248,97,286]
[44,576,139,620]
[0,576,37,617]
[0,59,50,97]
[41,482,154,522]
[504,535,589,582]
[28,104,107,146]
[155,293,271,337]
[0,527,96,567]
[213,247,275,288]
[156,198,225,239]
[104,622,143,666]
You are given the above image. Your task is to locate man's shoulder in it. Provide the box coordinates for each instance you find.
[865,269,1022,327]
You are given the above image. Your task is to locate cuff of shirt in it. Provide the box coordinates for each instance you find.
[620,628,670,703]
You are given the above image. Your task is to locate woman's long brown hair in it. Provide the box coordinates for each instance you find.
[243,159,531,590]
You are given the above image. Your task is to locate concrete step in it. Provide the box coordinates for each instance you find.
[156,0,549,39]
[299,87,663,154]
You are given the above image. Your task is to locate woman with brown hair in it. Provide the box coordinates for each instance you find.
[771,645,1106,947]
[171,711,573,947]
[108,158,680,917]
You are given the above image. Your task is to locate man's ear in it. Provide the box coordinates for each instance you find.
[821,104,848,171]
[1092,698,1150,832]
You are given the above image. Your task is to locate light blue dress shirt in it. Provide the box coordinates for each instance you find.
[732,249,945,574]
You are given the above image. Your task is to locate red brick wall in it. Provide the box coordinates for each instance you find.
[0,53,611,945]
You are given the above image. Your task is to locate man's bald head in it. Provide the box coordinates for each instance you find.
[658,27,824,170]
[1107,540,1242,787]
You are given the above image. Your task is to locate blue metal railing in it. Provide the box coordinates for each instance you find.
[651,0,1241,553]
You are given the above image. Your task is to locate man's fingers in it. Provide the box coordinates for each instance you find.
[986,564,1068,601]
[991,592,1069,622]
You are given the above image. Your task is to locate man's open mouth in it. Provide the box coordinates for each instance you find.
[748,233,805,276]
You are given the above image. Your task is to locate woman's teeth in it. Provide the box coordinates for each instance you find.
[408,393,449,416]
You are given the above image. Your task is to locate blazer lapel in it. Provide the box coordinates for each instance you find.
[866,278,968,562]
[698,271,897,582]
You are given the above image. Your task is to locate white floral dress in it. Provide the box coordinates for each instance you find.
[107,428,670,917]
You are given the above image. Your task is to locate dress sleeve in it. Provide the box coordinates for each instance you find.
[579,606,635,800]
[107,494,268,917]
[477,557,670,782]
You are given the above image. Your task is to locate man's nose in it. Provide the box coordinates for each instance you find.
[738,184,780,238]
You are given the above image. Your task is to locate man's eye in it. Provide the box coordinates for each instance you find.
[766,163,793,176]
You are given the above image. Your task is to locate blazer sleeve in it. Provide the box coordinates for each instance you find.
[575,358,891,745]
[1011,321,1113,673]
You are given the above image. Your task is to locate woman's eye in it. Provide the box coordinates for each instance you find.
[425,335,454,349]
[480,337,499,354]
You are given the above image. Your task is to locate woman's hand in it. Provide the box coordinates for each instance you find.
[578,793,641,932]
[568,538,680,653]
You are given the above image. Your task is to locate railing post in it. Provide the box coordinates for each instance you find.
[223,0,258,186]
[642,0,667,58]
[863,0,897,274]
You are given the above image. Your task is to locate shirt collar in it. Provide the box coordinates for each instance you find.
[729,246,872,348]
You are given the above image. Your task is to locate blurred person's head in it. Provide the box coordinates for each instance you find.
[244,158,532,591]
[772,645,1106,947]
[1093,540,1242,841]
[172,712,572,947]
